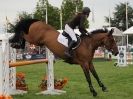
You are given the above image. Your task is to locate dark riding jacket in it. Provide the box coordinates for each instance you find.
[67,13,88,35]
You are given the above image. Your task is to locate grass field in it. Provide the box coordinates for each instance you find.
[13,59,133,99]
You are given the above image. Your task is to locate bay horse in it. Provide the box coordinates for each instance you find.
[9,19,118,96]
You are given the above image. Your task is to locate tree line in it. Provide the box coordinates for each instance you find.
[105,2,133,44]
[7,0,84,32]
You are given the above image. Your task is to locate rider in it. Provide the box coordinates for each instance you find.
[64,7,91,56]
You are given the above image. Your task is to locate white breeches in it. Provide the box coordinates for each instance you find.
[64,24,77,42]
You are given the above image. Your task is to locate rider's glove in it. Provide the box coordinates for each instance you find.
[85,32,89,36]
[86,32,91,36]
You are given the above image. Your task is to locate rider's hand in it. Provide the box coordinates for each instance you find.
[81,32,91,37]
[85,33,89,36]
[86,32,91,36]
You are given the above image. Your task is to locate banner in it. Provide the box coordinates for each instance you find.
[117,46,127,66]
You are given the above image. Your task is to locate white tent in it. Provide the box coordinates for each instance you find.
[123,26,133,47]
[123,26,133,35]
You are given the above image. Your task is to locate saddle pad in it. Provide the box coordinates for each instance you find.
[57,33,68,47]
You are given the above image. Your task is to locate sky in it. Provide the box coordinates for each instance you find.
[0,0,133,32]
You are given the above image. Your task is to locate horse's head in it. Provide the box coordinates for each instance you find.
[103,29,119,56]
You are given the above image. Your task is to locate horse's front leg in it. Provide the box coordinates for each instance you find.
[81,62,97,97]
[89,62,107,92]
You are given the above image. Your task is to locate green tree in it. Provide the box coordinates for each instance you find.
[7,11,32,32]
[7,23,14,33]
[17,11,33,19]
[105,2,133,31]
[61,0,89,29]
[105,2,133,44]
[33,0,60,29]
[7,0,61,31]
[33,0,48,21]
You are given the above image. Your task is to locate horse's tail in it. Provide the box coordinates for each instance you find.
[9,19,39,49]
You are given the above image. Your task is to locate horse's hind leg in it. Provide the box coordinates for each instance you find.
[89,62,107,92]
[81,62,97,97]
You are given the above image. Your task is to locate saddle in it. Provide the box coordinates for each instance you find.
[62,31,81,50]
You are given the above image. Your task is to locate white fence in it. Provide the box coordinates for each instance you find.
[0,33,66,96]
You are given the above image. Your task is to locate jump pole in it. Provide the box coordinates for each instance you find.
[9,59,48,67]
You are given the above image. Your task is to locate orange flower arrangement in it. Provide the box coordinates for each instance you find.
[0,95,13,99]
[16,72,28,91]
[39,76,68,91]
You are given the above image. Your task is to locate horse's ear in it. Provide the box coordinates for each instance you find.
[108,28,114,36]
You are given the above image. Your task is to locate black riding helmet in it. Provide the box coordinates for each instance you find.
[82,7,91,15]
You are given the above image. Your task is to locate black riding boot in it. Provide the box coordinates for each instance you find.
[65,40,76,57]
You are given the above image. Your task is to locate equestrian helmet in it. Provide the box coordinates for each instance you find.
[82,7,91,15]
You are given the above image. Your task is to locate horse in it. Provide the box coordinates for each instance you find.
[9,19,118,96]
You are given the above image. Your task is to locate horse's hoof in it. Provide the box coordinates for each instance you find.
[92,91,97,97]
[114,63,118,67]
[102,86,108,92]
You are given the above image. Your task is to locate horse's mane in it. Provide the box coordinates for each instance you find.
[9,19,40,49]
[80,28,109,39]
[90,28,108,35]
